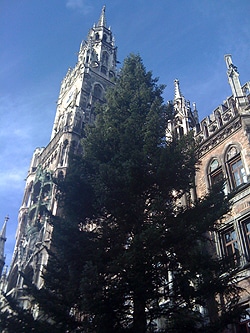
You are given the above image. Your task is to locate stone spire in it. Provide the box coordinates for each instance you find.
[174,79,182,100]
[172,79,199,135]
[225,54,245,107]
[97,5,107,27]
[0,216,8,276]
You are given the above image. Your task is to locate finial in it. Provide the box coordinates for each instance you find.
[225,54,239,75]
[174,79,182,100]
[224,54,244,100]
[224,54,233,70]
[97,5,107,27]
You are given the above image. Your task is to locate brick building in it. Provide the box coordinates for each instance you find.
[194,55,250,332]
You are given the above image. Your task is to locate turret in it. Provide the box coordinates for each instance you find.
[172,79,199,136]
[51,6,117,141]
[225,54,247,108]
[0,216,8,276]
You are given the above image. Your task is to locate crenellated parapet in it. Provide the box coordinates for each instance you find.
[194,55,250,157]
[195,81,250,157]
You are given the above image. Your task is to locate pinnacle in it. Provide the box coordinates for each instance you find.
[97,5,107,27]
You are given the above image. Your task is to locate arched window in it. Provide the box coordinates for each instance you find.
[208,158,223,186]
[226,146,247,189]
[86,50,90,63]
[103,34,107,42]
[174,125,184,139]
[93,84,103,100]
[101,66,107,75]
[102,51,109,65]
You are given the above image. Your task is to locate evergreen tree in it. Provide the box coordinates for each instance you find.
[0,54,243,332]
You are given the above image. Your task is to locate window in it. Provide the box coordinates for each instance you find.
[243,220,250,258]
[237,307,250,333]
[101,66,107,74]
[174,125,184,138]
[221,228,241,266]
[230,158,246,187]
[208,158,223,186]
[93,84,103,100]
[226,146,247,189]
[102,51,109,65]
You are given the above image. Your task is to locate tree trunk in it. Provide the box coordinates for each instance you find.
[133,295,147,333]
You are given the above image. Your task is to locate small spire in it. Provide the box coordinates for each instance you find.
[0,216,8,240]
[224,54,244,101]
[97,5,106,27]
[0,216,8,277]
[192,102,199,124]
[174,79,182,100]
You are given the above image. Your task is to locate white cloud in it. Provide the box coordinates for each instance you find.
[66,0,92,14]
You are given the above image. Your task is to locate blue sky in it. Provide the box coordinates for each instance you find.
[0,0,250,267]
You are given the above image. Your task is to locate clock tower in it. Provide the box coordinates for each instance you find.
[6,7,118,298]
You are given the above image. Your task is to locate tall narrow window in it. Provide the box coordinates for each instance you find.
[93,84,102,99]
[221,228,241,266]
[208,158,223,186]
[102,51,109,65]
[243,220,250,257]
[226,146,247,189]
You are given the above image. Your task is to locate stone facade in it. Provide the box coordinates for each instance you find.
[194,56,250,331]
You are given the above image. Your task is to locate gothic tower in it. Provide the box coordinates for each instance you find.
[6,7,118,300]
[166,79,199,140]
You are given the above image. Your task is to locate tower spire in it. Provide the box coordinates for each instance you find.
[97,5,106,27]
[172,79,199,136]
[0,215,8,276]
[174,79,182,100]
